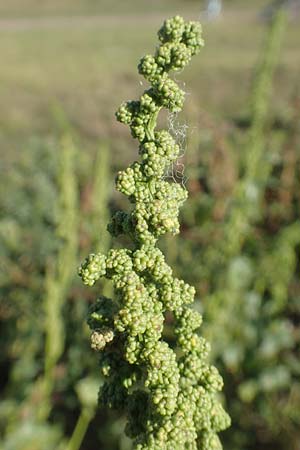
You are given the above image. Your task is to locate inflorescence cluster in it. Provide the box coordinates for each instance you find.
[79,16,230,449]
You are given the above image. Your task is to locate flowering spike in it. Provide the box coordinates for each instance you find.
[79,15,230,449]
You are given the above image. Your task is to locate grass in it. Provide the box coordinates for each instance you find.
[0,0,200,18]
[0,1,299,160]
[0,0,269,18]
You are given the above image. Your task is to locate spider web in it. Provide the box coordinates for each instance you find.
[166,109,189,188]
[139,75,190,188]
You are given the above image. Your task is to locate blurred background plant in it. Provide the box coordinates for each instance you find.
[0,1,299,449]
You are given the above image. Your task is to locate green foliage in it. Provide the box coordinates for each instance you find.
[1,422,63,450]
[0,135,111,450]
[79,16,230,450]
[203,5,288,357]
[0,138,59,400]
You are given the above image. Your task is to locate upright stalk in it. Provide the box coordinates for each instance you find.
[39,135,79,420]
[204,7,287,349]
[79,16,230,450]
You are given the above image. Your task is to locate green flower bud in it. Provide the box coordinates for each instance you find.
[182,21,204,56]
[90,328,114,351]
[78,253,106,286]
[158,15,185,43]
[116,100,140,124]
[138,55,162,81]
[153,73,185,112]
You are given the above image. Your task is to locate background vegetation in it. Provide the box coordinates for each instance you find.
[0,1,299,449]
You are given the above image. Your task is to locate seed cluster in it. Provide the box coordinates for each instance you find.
[79,16,230,449]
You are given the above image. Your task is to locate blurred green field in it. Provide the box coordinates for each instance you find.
[0,0,270,17]
[0,0,299,156]
[1,1,300,450]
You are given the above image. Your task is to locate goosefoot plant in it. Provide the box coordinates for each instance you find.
[79,16,230,450]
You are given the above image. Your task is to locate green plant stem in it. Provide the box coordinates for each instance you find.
[245,8,287,180]
[38,135,79,421]
[91,143,111,253]
[230,7,287,253]
[66,408,94,450]
[203,7,287,354]
[145,110,160,141]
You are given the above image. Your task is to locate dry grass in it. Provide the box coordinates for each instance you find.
[0,1,298,156]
